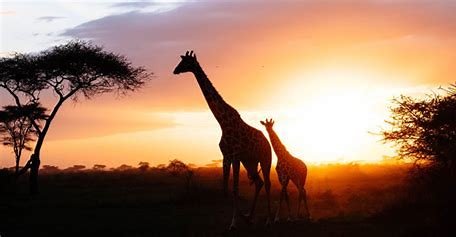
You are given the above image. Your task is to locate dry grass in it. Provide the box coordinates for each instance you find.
[0,163,416,236]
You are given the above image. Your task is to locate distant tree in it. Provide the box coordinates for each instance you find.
[167,159,194,192]
[382,84,456,177]
[64,165,86,172]
[167,159,189,175]
[0,103,47,174]
[138,161,150,172]
[205,159,222,168]
[92,164,106,171]
[0,40,151,193]
[156,164,166,169]
[41,165,60,173]
[116,164,133,171]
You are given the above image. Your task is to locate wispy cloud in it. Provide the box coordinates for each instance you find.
[111,2,154,9]
[110,0,185,13]
[37,16,65,22]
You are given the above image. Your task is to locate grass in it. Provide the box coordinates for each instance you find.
[0,163,426,236]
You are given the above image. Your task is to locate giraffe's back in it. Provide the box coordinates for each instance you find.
[276,156,307,187]
[290,156,307,186]
[220,121,271,179]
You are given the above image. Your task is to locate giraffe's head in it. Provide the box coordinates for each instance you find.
[173,50,199,74]
[260,118,275,131]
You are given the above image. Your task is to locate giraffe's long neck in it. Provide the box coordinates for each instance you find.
[266,128,291,160]
[192,64,241,127]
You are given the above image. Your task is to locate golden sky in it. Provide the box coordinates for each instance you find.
[1,1,456,168]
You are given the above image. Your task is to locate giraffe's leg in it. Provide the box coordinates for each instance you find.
[285,190,292,221]
[274,185,286,223]
[229,158,241,230]
[275,178,289,223]
[284,183,292,221]
[245,174,263,222]
[222,157,231,197]
[297,186,305,219]
[263,169,272,226]
[302,187,310,220]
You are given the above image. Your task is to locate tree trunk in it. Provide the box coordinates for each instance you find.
[27,99,62,194]
[15,157,20,176]
[29,153,40,194]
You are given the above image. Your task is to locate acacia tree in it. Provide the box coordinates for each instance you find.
[0,41,151,194]
[0,103,47,174]
[382,84,456,178]
[167,159,194,193]
[138,161,150,172]
[382,85,456,234]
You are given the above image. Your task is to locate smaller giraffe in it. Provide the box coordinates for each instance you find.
[260,118,310,222]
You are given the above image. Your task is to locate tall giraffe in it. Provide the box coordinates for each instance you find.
[173,51,272,229]
[260,118,310,222]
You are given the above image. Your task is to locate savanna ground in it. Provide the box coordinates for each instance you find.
[0,163,446,236]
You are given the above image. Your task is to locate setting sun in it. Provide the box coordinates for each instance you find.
[260,67,394,163]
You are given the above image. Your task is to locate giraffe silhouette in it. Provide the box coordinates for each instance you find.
[173,51,272,229]
[260,118,310,222]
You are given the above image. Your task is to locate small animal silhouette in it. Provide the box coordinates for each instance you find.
[174,51,272,229]
[261,118,310,222]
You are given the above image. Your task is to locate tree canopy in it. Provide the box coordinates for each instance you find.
[382,84,456,174]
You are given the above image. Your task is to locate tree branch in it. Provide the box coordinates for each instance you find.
[3,86,22,107]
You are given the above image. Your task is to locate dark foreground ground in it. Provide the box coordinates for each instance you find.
[0,164,448,236]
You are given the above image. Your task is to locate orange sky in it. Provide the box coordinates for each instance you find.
[1,1,456,168]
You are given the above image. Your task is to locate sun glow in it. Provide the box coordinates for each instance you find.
[264,68,393,163]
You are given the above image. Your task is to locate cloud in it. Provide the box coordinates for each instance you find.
[110,1,185,14]
[111,2,154,9]
[37,16,65,22]
[60,1,456,109]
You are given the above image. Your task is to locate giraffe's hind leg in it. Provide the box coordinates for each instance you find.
[244,171,263,223]
[297,185,310,220]
[284,183,292,221]
[297,187,304,219]
[302,187,310,220]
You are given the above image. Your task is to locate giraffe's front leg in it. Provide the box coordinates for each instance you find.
[222,157,232,197]
[275,178,289,223]
[274,186,285,223]
[230,158,241,230]
[219,139,233,197]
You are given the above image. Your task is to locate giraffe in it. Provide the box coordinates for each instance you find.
[173,51,272,229]
[260,118,310,222]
